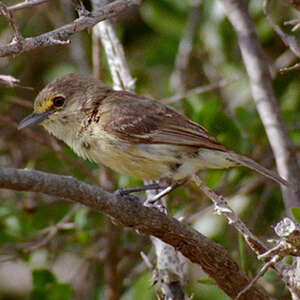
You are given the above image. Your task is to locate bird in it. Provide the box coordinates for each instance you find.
[18,73,289,199]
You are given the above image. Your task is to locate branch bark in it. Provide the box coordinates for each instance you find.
[0,167,268,300]
[0,0,141,57]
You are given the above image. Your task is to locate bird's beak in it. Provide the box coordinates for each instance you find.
[18,111,51,129]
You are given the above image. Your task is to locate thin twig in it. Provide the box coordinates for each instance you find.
[2,0,49,12]
[192,174,268,256]
[264,0,300,58]
[279,62,300,73]
[235,256,281,300]
[162,78,237,104]
[193,174,300,297]
[24,204,79,252]
[0,74,34,90]
[0,1,24,49]
[284,19,300,32]
[237,218,300,299]
[170,4,201,93]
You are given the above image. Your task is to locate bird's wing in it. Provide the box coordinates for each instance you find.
[103,91,228,152]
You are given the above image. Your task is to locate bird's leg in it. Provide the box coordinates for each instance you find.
[147,181,185,204]
[115,183,165,197]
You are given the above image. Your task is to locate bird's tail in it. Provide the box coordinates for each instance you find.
[228,152,289,187]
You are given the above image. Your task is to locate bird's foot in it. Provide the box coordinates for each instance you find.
[114,189,140,202]
[114,183,165,203]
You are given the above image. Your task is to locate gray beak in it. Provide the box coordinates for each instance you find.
[18,111,51,129]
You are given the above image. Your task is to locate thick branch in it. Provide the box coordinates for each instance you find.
[0,0,141,57]
[0,167,267,300]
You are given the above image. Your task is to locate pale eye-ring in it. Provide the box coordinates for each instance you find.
[53,96,65,107]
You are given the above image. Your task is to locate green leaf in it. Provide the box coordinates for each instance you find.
[74,206,89,230]
[47,283,73,300]
[291,207,300,223]
[32,269,56,289]
[31,270,73,300]
[31,289,47,300]
[194,98,242,151]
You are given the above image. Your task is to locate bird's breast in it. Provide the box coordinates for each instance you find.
[73,127,182,180]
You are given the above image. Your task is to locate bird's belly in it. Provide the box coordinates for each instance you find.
[73,133,235,181]
[77,137,179,180]
[172,149,236,181]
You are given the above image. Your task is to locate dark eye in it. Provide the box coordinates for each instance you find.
[53,96,65,107]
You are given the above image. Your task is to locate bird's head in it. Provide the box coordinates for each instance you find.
[18,73,110,130]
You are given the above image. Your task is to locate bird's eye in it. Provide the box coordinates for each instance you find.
[53,96,65,107]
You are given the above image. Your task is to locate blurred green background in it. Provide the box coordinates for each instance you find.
[0,0,299,299]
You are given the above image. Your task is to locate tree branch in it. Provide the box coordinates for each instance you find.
[0,0,141,57]
[0,167,268,300]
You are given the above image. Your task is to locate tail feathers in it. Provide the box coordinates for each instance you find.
[229,152,289,187]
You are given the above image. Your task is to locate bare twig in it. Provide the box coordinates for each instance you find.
[163,78,236,104]
[235,256,281,300]
[0,1,24,50]
[23,204,79,252]
[264,0,300,58]
[238,218,300,300]
[2,0,48,12]
[193,174,300,298]
[284,19,300,32]
[279,62,300,73]
[0,0,142,57]
[0,74,19,87]
[70,0,90,17]
[140,251,154,271]
[0,204,79,262]
[170,4,201,93]
[192,175,267,256]
[0,75,34,90]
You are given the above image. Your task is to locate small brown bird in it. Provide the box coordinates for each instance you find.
[18,73,288,197]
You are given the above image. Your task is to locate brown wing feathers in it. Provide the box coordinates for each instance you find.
[103,91,227,152]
